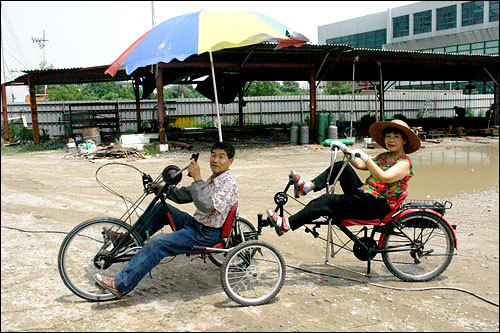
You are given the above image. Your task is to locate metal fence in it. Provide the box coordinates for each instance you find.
[2,92,494,138]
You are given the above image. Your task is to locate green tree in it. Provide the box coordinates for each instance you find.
[280,81,308,95]
[246,81,281,96]
[163,85,203,98]
[323,81,353,95]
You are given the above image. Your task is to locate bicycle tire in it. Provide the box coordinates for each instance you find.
[58,217,143,301]
[221,240,286,306]
[381,212,455,282]
[208,217,257,267]
[343,126,356,138]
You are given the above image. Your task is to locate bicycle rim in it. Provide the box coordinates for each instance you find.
[208,217,257,267]
[382,212,455,282]
[58,218,142,301]
[221,240,286,306]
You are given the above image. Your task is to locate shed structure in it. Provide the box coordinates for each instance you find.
[2,44,498,144]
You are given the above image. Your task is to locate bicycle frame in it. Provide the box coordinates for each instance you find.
[101,163,260,267]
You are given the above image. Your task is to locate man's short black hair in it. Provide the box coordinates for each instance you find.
[211,142,235,159]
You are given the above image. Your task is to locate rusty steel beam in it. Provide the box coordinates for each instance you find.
[2,84,9,140]
[28,76,40,145]
[155,66,166,144]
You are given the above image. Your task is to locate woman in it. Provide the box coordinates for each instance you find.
[267,119,421,235]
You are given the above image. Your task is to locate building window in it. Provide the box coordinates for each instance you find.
[490,1,499,21]
[436,4,457,30]
[393,15,409,37]
[445,45,458,53]
[325,29,387,49]
[457,44,471,53]
[462,1,484,26]
[484,40,499,54]
[414,10,432,34]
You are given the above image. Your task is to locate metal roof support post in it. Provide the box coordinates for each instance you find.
[2,84,9,140]
[133,77,142,133]
[28,76,40,145]
[238,89,244,128]
[155,65,166,144]
[378,61,385,121]
[309,68,316,143]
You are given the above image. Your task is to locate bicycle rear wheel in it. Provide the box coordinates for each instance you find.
[382,212,455,282]
[58,217,143,301]
[221,240,286,306]
[208,217,257,267]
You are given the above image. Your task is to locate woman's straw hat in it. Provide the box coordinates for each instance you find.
[369,119,421,154]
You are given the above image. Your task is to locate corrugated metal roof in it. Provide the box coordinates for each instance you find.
[3,44,498,86]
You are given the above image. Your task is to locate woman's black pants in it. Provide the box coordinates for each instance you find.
[288,161,391,231]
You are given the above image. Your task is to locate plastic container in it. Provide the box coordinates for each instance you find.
[66,142,76,153]
[363,138,373,148]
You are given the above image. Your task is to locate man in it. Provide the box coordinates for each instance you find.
[94,142,238,298]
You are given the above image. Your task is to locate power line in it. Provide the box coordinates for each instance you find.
[32,30,49,70]
[1,5,34,69]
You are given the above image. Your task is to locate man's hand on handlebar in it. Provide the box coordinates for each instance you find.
[187,160,202,181]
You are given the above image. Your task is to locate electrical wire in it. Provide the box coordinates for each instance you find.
[1,225,68,235]
[286,263,499,307]
[1,224,497,307]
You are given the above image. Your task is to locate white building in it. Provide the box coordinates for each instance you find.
[318,1,499,93]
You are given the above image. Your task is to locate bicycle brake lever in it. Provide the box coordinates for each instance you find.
[187,153,200,178]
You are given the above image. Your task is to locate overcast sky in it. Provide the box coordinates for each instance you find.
[1,1,417,100]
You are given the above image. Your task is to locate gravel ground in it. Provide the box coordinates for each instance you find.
[1,137,498,331]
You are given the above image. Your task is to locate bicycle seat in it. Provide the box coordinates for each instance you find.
[339,191,408,227]
[189,202,239,254]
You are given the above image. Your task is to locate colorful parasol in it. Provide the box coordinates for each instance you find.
[105,10,309,140]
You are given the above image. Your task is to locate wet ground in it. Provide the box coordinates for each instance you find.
[1,136,499,331]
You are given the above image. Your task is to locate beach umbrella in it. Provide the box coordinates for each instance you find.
[105,10,309,141]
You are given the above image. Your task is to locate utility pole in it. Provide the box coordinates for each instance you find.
[32,30,48,93]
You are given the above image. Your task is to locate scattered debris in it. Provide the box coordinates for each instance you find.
[89,146,146,160]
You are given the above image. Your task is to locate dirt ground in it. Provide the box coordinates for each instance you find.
[1,137,499,332]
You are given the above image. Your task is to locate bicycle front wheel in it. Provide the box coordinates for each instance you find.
[221,240,286,306]
[58,217,143,301]
[382,212,455,282]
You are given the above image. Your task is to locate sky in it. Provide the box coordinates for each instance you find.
[1,1,417,101]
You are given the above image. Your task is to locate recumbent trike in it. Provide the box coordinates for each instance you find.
[58,153,286,306]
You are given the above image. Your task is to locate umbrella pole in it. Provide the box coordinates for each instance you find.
[209,51,223,142]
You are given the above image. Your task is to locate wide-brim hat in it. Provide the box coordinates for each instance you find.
[369,119,421,154]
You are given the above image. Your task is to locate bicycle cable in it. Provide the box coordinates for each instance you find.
[95,162,162,222]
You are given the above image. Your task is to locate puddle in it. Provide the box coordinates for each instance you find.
[408,144,499,200]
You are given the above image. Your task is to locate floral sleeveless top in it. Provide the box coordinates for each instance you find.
[358,152,413,209]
